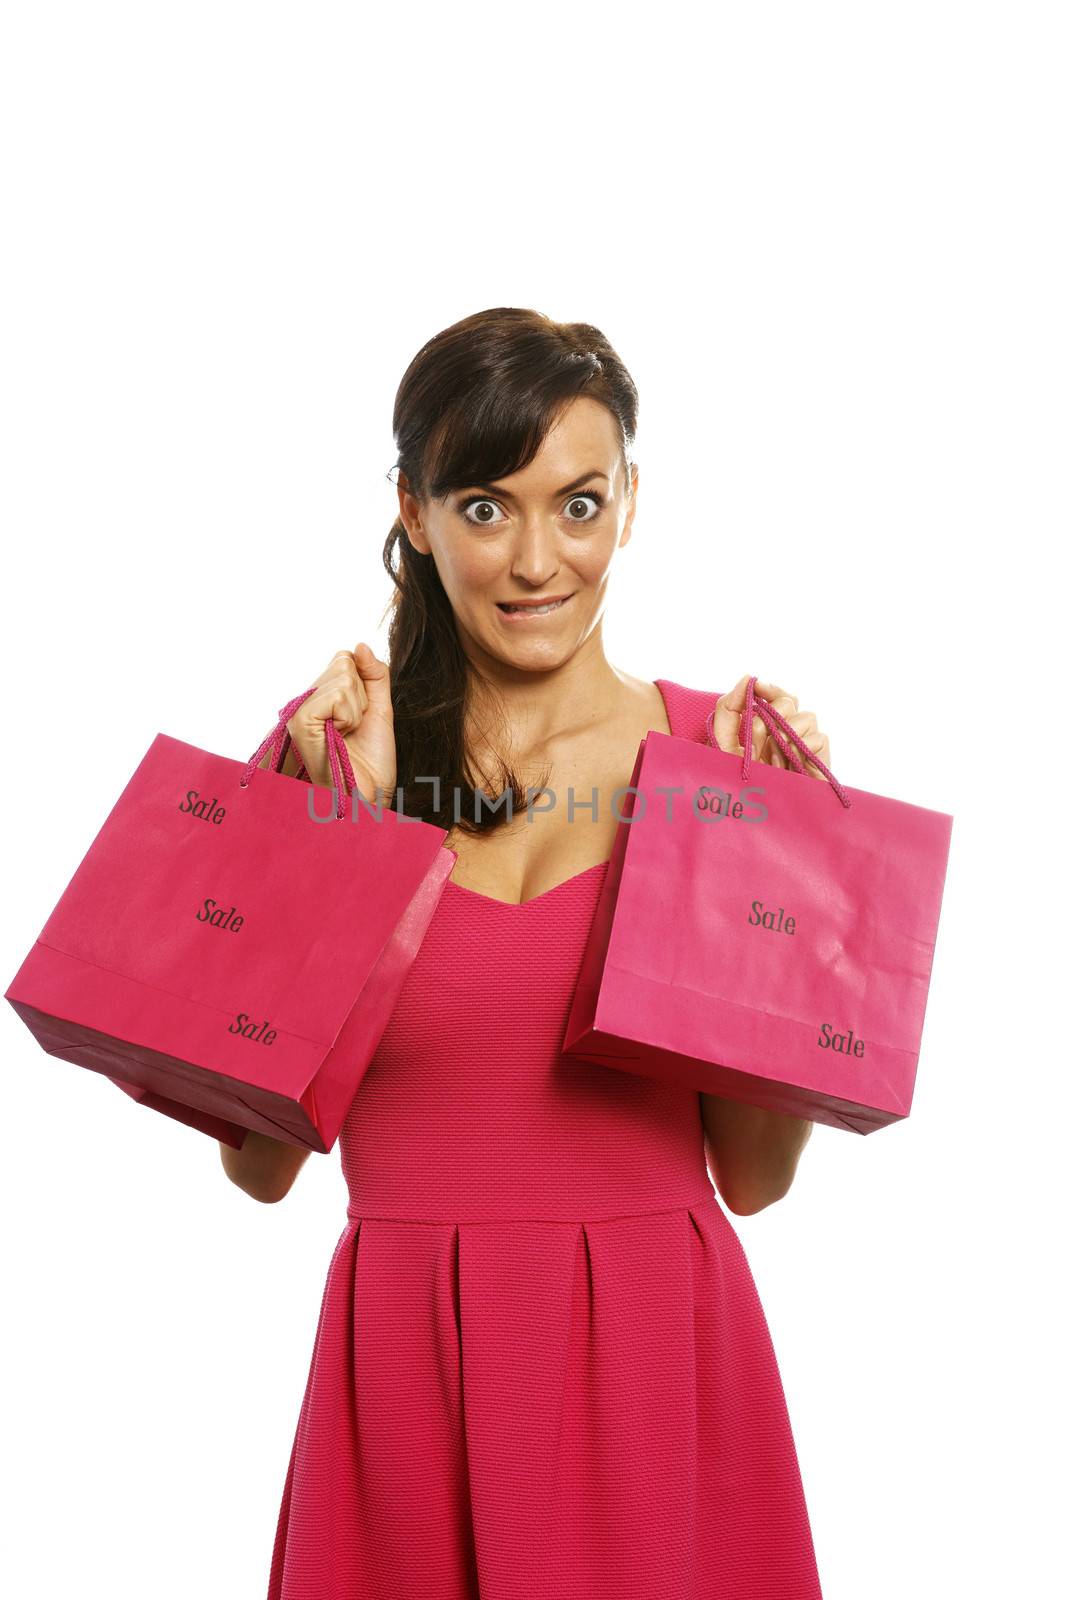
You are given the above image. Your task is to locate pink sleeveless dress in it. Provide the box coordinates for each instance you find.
[266,679,823,1599]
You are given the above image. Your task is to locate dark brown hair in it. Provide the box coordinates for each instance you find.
[380,307,639,837]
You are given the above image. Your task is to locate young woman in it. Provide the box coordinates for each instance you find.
[226,307,830,1599]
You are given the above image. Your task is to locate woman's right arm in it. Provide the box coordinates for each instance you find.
[218,643,397,1203]
[219,1131,311,1203]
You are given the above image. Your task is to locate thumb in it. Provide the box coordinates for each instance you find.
[353,641,393,714]
[712,674,750,751]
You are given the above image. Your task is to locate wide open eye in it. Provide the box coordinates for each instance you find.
[564,491,604,522]
[458,496,505,527]
[456,487,605,527]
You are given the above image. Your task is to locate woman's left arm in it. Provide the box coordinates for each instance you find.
[699,676,831,1216]
[700,1093,814,1215]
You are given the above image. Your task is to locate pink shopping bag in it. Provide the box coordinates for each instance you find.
[562,675,953,1134]
[5,688,456,1152]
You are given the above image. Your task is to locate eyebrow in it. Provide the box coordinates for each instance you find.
[461,469,610,501]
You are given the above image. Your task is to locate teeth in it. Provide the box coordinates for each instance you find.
[501,599,566,615]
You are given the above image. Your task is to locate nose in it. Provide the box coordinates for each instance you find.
[509,519,561,588]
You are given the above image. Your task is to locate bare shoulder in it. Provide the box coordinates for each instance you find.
[612,669,672,737]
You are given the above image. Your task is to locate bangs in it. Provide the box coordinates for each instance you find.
[422,356,610,501]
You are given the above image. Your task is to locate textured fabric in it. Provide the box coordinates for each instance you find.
[266,679,823,1600]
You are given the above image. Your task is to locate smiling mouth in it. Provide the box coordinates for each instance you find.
[496,594,574,616]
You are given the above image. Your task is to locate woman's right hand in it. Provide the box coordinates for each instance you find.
[277,643,397,806]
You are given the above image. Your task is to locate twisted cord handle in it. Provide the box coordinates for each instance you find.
[704,675,852,810]
[239,686,361,821]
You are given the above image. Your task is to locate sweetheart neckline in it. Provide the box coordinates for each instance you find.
[442,858,610,910]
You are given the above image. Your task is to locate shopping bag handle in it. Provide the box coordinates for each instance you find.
[238,686,361,821]
[705,675,852,810]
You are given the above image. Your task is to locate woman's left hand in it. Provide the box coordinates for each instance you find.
[712,674,831,778]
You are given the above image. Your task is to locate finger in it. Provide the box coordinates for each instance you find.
[755,722,792,767]
[325,649,369,714]
[717,676,795,714]
[326,678,366,736]
[715,677,800,749]
[793,729,831,777]
[801,730,831,779]
[352,641,392,717]
[714,674,768,753]
[754,680,794,708]
[712,676,746,752]
[752,711,775,762]
[749,701,790,761]
[783,713,820,757]
[770,707,816,746]
[714,674,753,718]
[764,693,804,733]
[297,679,364,737]
[760,698,814,762]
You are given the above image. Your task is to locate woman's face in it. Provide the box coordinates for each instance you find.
[398,396,638,672]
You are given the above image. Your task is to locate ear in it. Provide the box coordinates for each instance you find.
[618,462,639,548]
[396,471,431,555]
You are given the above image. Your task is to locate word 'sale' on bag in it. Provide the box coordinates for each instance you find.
[5,687,456,1152]
[563,674,954,1134]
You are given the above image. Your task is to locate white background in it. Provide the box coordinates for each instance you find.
[1,4,1064,1596]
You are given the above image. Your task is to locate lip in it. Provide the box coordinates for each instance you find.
[495,593,575,620]
[499,592,575,608]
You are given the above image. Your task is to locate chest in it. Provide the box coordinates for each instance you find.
[442,719,665,907]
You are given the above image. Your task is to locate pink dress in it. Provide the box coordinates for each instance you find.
[266,678,823,1599]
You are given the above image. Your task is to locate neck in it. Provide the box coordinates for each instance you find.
[459,622,622,754]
